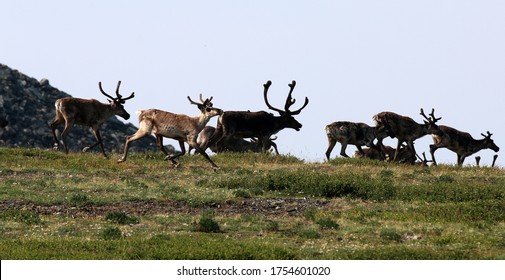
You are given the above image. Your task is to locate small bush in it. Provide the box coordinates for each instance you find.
[105,212,139,225]
[438,175,455,183]
[379,169,394,179]
[233,189,252,198]
[316,218,340,230]
[101,226,122,240]
[70,194,92,207]
[15,210,42,225]
[298,229,322,239]
[380,229,403,243]
[265,220,280,232]
[194,211,221,233]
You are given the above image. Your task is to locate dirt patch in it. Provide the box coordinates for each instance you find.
[0,198,330,218]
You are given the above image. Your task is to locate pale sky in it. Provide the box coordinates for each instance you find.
[2,0,504,166]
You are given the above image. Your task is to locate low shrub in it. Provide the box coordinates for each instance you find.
[194,211,221,233]
[105,212,139,225]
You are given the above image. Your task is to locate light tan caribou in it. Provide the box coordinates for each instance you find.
[50,81,135,157]
[118,94,223,169]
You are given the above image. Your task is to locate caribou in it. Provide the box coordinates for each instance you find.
[372,108,442,162]
[50,81,135,157]
[210,80,309,152]
[351,144,417,164]
[325,121,388,160]
[117,94,223,169]
[193,126,279,154]
[429,127,500,166]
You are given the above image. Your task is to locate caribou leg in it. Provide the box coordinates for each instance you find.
[325,138,337,161]
[84,126,107,158]
[492,155,498,167]
[429,144,439,166]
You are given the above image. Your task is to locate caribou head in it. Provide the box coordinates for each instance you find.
[263,80,309,131]
[98,80,135,120]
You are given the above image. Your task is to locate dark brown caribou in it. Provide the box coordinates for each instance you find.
[50,81,135,157]
[352,144,417,164]
[209,80,309,152]
[429,127,499,166]
[192,126,279,154]
[372,108,442,162]
[325,121,388,160]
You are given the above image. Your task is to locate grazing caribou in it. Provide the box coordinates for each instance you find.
[193,126,279,154]
[373,108,442,162]
[429,127,500,166]
[325,121,388,160]
[210,80,309,152]
[118,94,223,169]
[50,81,135,157]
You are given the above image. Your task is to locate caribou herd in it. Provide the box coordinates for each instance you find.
[50,80,500,168]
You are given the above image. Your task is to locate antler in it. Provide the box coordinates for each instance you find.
[429,108,442,122]
[481,131,493,138]
[99,81,134,104]
[285,80,308,115]
[415,152,432,166]
[288,96,309,115]
[115,81,122,99]
[99,81,116,101]
[263,80,285,115]
[116,81,135,103]
[187,95,203,106]
[420,108,441,124]
[284,81,297,111]
[263,80,309,116]
[188,94,214,107]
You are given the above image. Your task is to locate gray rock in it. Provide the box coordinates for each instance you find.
[0,63,165,154]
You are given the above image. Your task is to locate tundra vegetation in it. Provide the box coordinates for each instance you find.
[1,148,505,260]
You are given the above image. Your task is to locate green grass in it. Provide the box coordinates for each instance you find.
[1,147,505,259]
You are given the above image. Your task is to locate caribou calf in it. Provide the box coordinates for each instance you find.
[430,126,500,166]
[118,94,223,169]
[50,81,134,157]
[325,121,387,160]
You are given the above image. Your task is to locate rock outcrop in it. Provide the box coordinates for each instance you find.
[0,63,162,154]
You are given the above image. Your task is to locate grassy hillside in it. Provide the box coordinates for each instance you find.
[1,148,504,259]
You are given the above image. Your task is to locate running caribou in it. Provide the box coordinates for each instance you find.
[118,94,223,169]
[324,121,388,160]
[372,108,442,162]
[50,81,135,157]
[430,127,499,166]
[210,80,309,152]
